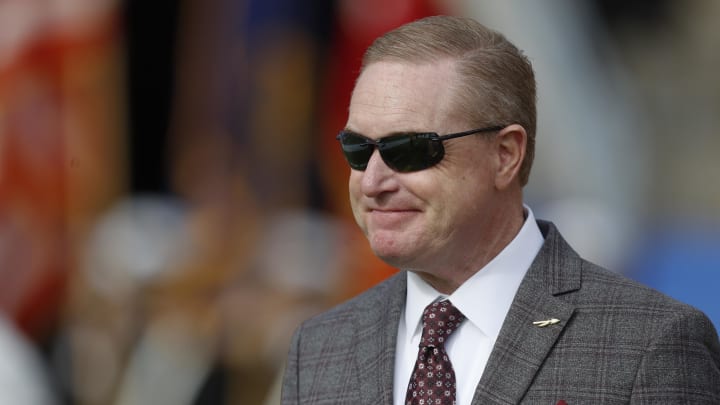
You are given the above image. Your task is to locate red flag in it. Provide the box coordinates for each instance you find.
[0,1,125,339]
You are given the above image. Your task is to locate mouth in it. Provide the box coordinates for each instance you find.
[366,208,421,228]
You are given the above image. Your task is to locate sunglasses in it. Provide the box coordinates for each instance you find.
[336,125,505,172]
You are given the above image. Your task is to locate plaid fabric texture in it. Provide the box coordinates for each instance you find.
[281,221,720,404]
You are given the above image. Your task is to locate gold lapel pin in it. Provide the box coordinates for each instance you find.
[533,318,561,327]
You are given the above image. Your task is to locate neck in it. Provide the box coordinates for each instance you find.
[413,200,526,294]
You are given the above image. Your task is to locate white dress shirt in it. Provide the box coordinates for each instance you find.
[393,206,545,405]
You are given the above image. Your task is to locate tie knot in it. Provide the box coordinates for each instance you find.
[419,300,465,348]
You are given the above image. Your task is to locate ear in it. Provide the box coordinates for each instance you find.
[494,124,526,190]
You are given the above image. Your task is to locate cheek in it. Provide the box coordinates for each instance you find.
[348,173,365,222]
[436,168,493,214]
[348,172,362,199]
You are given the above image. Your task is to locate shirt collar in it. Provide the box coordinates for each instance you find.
[404,205,544,342]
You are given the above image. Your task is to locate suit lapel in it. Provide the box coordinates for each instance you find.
[472,221,581,404]
[355,272,406,405]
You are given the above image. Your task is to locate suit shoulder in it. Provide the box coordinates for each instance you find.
[538,220,700,315]
[574,260,720,351]
[298,271,405,331]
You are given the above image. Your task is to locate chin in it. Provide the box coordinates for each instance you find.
[367,230,428,266]
[370,244,417,269]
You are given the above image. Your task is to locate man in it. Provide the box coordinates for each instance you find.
[281,15,720,404]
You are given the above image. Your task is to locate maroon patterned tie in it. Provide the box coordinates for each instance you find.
[406,300,466,405]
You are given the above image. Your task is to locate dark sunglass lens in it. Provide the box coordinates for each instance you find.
[380,134,445,172]
[338,132,373,170]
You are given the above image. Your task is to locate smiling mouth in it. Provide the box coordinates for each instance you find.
[369,207,421,214]
[372,208,416,212]
[367,209,420,226]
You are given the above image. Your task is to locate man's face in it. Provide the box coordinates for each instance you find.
[346,60,502,276]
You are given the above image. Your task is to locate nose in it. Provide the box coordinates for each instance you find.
[359,149,398,197]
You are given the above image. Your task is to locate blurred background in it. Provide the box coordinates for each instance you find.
[0,0,718,403]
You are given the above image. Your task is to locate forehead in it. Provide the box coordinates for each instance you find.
[347,60,459,136]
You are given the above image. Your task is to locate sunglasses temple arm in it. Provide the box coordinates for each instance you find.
[435,125,505,141]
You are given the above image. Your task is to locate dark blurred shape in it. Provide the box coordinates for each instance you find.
[123,0,181,194]
[593,0,671,29]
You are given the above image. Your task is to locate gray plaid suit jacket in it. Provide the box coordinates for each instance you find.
[281,221,720,404]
